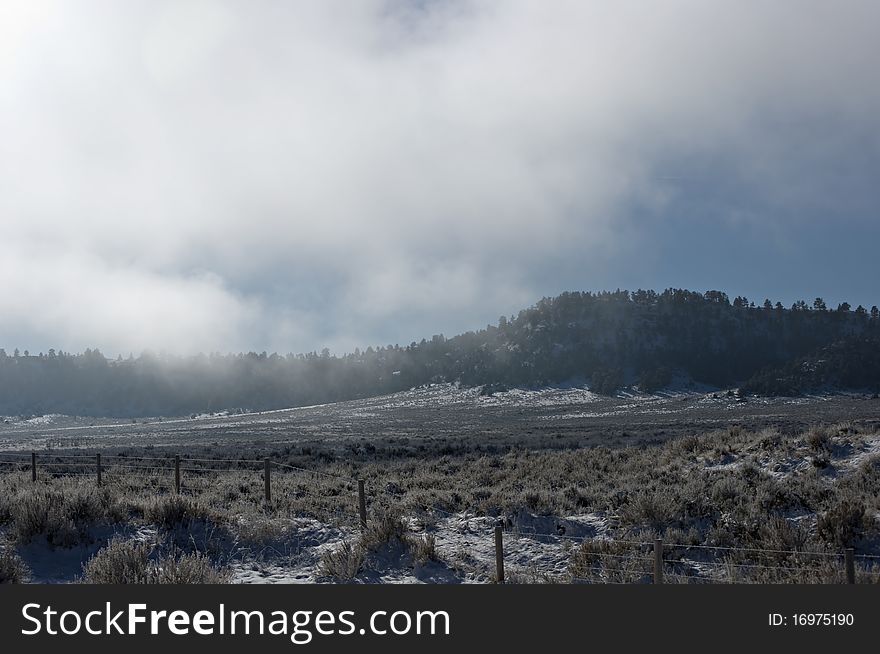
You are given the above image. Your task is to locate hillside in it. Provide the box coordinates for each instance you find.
[1,289,878,417]
[742,333,880,396]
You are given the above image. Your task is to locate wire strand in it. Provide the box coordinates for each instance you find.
[103,455,174,462]
[184,457,265,464]
[665,559,831,574]
[665,542,848,558]
[272,461,356,481]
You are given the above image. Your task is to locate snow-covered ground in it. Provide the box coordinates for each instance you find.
[226,510,615,584]
[2,383,877,454]
[2,384,879,583]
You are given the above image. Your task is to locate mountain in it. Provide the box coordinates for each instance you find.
[1,289,878,417]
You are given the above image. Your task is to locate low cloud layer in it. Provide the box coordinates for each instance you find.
[2,0,879,355]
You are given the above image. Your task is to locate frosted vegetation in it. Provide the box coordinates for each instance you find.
[1,421,878,584]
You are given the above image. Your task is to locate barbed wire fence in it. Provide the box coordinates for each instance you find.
[0,450,365,531]
[1,450,879,584]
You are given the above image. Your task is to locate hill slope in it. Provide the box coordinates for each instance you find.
[1,289,878,416]
[742,333,880,395]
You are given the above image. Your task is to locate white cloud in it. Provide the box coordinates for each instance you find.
[1,0,878,354]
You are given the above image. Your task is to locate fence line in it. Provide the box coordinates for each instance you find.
[17,451,363,524]
[108,464,172,471]
[4,449,880,583]
[417,504,459,518]
[272,461,357,482]
[665,558,830,574]
[661,542,862,558]
[507,530,653,546]
[572,552,654,563]
[28,453,95,460]
[183,457,266,464]
[413,502,879,583]
[495,529,874,585]
[103,455,175,462]
[496,527,878,562]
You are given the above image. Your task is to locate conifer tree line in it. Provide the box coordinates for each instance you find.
[2,289,878,417]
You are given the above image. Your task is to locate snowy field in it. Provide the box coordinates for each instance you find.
[1,383,877,454]
[1,385,879,584]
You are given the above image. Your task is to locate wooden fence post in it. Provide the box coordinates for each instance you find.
[358,479,367,530]
[31,452,36,482]
[174,455,181,494]
[845,548,855,584]
[96,453,102,486]
[495,526,505,584]
[264,458,271,503]
[654,538,664,584]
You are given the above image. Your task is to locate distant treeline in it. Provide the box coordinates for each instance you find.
[2,289,879,417]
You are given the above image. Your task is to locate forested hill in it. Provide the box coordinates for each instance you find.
[2,289,879,417]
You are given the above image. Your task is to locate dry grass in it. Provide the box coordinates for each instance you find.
[4,484,126,547]
[81,538,153,583]
[144,495,218,530]
[81,538,229,584]
[318,540,364,581]
[0,546,29,583]
[409,534,437,565]
[319,511,440,580]
[569,538,653,583]
[0,420,878,583]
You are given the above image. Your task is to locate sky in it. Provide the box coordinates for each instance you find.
[1,0,879,356]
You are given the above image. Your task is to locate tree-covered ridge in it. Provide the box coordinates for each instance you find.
[2,289,878,417]
[742,333,880,396]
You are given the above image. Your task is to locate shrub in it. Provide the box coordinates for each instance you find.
[360,512,408,552]
[11,490,78,547]
[8,486,124,548]
[638,367,671,393]
[145,496,215,530]
[155,550,230,584]
[81,538,153,584]
[710,477,746,509]
[409,534,437,564]
[569,539,650,583]
[82,538,229,584]
[806,428,832,452]
[591,368,623,395]
[618,490,676,530]
[817,500,866,548]
[319,540,364,581]
[0,547,29,584]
